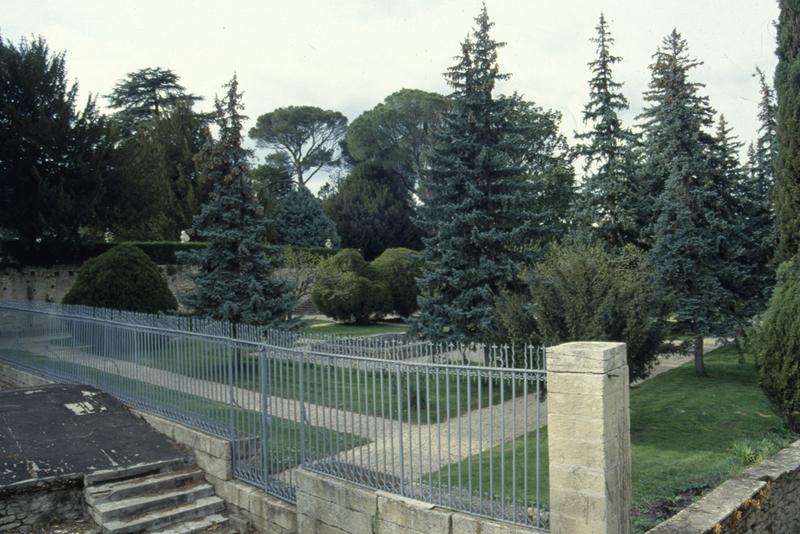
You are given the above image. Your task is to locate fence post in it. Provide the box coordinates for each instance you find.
[546,342,632,534]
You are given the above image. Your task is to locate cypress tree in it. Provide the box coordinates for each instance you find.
[643,30,734,375]
[413,6,530,343]
[775,0,800,262]
[185,75,294,326]
[574,14,638,247]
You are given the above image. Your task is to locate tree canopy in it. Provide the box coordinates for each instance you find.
[249,105,347,187]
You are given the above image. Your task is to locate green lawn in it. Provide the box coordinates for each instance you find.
[304,322,408,337]
[437,346,796,532]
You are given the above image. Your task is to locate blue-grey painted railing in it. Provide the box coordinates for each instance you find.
[0,300,548,530]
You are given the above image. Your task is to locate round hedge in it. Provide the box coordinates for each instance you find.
[370,248,421,317]
[62,244,178,313]
[311,249,390,323]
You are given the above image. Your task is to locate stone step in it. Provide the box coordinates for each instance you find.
[91,483,214,524]
[85,467,205,505]
[85,456,193,486]
[150,513,231,533]
[101,496,225,534]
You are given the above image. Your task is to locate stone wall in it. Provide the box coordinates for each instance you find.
[648,440,800,533]
[0,477,84,532]
[0,363,51,390]
[296,469,539,534]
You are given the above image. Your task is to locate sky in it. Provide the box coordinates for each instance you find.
[4,0,780,192]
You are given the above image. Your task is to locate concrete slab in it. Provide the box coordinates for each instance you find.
[0,384,187,486]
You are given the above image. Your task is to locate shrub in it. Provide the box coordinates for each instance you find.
[311,249,390,323]
[496,240,670,380]
[753,256,800,431]
[62,244,177,313]
[370,248,422,317]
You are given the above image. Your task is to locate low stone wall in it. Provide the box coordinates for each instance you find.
[296,469,540,534]
[648,440,800,533]
[0,477,85,532]
[134,411,297,534]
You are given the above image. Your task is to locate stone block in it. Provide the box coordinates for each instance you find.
[546,342,626,374]
[451,512,545,533]
[195,449,232,481]
[375,493,451,533]
[297,469,377,516]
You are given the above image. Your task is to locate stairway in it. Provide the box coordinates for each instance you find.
[84,457,234,533]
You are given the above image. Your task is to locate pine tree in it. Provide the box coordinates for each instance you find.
[185,75,294,326]
[741,70,778,300]
[273,186,340,248]
[413,6,530,343]
[775,0,800,262]
[643,30,734,375]
[574,14,637,247]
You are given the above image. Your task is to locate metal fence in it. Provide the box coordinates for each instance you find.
[0,301,548,529]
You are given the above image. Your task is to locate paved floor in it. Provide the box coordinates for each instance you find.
[0,384,186,486]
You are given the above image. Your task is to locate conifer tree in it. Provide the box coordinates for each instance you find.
[413,6,530,343]
[574,14,637,247]
[185,75,294,326]
[643,30,734,375]
[273,186,340,248]
[775,0,800,262]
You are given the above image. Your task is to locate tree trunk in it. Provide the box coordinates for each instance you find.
[693,334,706,376]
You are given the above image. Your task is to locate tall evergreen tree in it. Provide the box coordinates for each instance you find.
[413,6,530,343]
[184,75,293,326]
[0,34,112,243]
[775,0,800,262]
[574,14,638,247]
[643,30,734,375]
[273,186,340,248]
[322,161,417,259]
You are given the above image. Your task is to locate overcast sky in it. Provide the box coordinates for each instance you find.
[4,0,780,192]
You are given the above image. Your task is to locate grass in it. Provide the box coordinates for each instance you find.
[0,348,367,469]
[303,322,408,337]
[436,346,796,532]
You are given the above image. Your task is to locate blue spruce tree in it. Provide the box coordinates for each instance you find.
[413,6,531,343]
[185,75,294,326]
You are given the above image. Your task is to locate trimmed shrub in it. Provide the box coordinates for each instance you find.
[496,240,670,380]
[63,244,177,313]
[753,256,800,431]
[312,249,390,323]
[370,248,421,317]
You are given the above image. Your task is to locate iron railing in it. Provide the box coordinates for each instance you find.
[0,301,548,529]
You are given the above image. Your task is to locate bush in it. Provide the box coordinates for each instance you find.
[311,249,390,323]
[370,248,421,317]
[753,256,800,431]
[62,244,178,313]
[496,240,670,380]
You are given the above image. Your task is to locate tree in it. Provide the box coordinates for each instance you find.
[641,30,736,374]
[183,75,294,326]
[413,6,532,343]
[346,89,447,194]
[573,14,638,248]
[101,102,208,240]
[0,35,112,244]
[273,186,340,247]
[249,106,347,187]
[370,248,422,317]
[495,240,669,381]
[753,256,800,431]
[63,244,177,313]
[281,247,324,319]
[311,249,390,323]
[775,0,800,262]
[106,67,201,135]
[251,152,294,212]
[512,99,576,247]
[322,161,418,259]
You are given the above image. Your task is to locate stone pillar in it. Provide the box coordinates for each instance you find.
[546,342,632,534]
